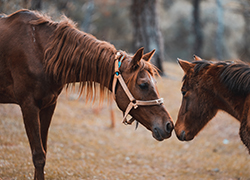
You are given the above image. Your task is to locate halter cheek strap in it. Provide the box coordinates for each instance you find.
[112,52,164,125]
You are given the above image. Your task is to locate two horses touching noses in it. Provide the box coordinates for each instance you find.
[2,9,250,180]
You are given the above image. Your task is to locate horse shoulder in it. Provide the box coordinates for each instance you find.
[238,95,250,153]
[243,95,250,126]
[0,10,60,107]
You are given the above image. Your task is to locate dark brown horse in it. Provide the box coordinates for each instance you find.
[175,55,250,154]
[0,10,174,180]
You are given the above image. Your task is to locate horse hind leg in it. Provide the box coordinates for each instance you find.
[239,120,250,154]
[21,103,45,180]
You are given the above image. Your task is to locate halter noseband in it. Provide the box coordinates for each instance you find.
[112,52,164,125]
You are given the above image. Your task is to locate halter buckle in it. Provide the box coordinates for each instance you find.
[133,102,138,109]
[115,71,120,76]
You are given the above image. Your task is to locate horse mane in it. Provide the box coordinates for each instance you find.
[26,10,159,102]
[29,11,118,102]
[219,62,250,95]
[192,60,250,95]
[28,10,158,102]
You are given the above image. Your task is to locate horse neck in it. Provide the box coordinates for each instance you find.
[45,28,117,92]
[216,93,243,120]
[211,70,244,120]
[67,42,117,92]
[64,45,117,102]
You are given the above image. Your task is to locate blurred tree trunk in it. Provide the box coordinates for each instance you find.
[81,0,95,33]
[31,0,42,10]
[192,0,203,57]
[215,0,224,60]
[22,0,29,9]
[130,0,165,75]
[0,0,4,12]
[240,0,250,62]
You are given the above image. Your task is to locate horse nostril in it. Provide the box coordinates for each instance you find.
[180,130,186,141]
[165,121,174,134]
[153,127,161,140]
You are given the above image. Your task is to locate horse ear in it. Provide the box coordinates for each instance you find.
[132,47,144,67]
[193,55,202,61]
[142,49,156,62]
[177,58,192,73]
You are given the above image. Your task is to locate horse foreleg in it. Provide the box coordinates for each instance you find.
[39,103,57,153]
[21,103,45,180]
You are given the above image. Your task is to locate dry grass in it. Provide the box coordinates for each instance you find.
[0,62,250,180]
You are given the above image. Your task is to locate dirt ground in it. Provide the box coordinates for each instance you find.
[0,62,250,180]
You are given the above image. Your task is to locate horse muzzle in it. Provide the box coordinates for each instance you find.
[176,130,194,141]
[152,121,174,141]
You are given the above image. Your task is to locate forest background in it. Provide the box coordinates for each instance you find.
[1,0,249,73]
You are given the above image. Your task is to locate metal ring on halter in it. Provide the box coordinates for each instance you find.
[112,52,164,125]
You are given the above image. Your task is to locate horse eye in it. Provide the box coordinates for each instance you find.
[182,91,187,96]
[139,83,148,90]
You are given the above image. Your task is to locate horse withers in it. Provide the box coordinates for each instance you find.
[0,9,173,180]
[175,55,250,154]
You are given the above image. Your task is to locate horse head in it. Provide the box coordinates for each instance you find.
[175,58,218,141]
[113,47,174,141]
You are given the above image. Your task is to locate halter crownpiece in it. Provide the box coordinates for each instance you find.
[112,51,164,125]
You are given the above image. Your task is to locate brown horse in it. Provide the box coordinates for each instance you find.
[175,55,250,154]
[0,10,174,180]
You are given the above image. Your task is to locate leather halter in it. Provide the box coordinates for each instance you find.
[112,52,164,125]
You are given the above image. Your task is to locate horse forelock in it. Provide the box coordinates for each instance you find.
[126,59,158,87]
[39,15,117,102]
[193,61,212,76]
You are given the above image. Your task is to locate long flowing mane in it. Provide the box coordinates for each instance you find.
[193,60,250,95]
[28,10,159,102]
[30,12,118,101]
